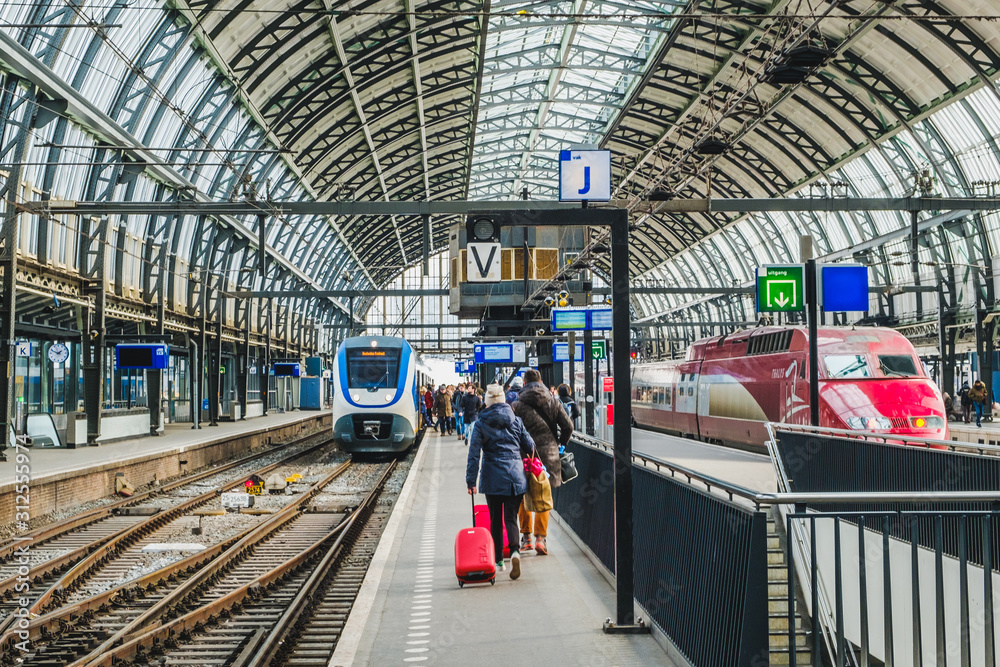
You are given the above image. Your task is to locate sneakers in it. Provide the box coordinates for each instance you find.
[496,560,505,572]
[510,551,521,580]
[519,534,533,552]
[534,536,548,555]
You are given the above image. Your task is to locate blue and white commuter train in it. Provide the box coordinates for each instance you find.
[331,335,433,454]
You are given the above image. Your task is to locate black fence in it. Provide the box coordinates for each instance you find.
[558,439,768,667]
[774,429,1000,567]
[555,439,616,573]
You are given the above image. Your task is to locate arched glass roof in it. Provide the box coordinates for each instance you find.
[2,0,1000,340]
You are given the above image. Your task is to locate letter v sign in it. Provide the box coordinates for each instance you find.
[466,242,502,282]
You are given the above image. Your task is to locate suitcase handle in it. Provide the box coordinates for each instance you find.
[471,493,476,526]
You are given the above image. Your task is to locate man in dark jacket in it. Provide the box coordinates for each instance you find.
[512,369,573,555]
[467,384,536,579]
[461,384,483,445]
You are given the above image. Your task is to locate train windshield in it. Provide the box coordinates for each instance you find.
[877,355,919,377]
[824,354,872,379]
[346,348,401,389]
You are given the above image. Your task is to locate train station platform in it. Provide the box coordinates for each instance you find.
[333,430,677,667]
[0,410,331,526]
[949,419,1000,446]
[631,428,777,493]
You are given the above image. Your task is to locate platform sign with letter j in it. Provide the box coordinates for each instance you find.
[559,149,611,202]
[756,265,805,312]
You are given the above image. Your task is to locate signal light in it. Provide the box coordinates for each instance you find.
[245,480,253,488]
[630,349,638,361]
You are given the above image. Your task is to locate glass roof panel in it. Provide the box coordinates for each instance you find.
[469,0,683,200]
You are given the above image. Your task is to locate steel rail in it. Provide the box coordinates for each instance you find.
[0,426,320,562]
[0,435,335,643]
[70,459,359,667]
[26,438,336,617]
[240,461,398,667]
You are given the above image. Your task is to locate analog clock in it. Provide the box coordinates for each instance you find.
[48,343,69,364]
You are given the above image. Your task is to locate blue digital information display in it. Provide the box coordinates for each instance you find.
[466,360,476,373]
[474,344,513,364]
[821,265,869,312]
[551,308,588,331]
[274,363,300,377]
[553,342,584,362]
[115,344,169,370]
[589,307,613,330]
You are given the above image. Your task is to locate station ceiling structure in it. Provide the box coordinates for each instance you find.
[2,0,1000,347]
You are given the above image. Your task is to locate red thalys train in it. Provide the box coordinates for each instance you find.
[630,326,947,450]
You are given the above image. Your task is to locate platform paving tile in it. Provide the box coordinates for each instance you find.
[356,432,676,666]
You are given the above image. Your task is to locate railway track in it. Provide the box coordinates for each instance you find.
[0,431,338,648]
[63,458,405,667]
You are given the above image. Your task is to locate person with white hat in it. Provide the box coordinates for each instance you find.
[505,375,523,404]
[466,383,536,579]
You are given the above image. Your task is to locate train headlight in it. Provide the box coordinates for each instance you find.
[846,416,892,430]
[371,339,378,347]
[910,416,944,429]
[352,394,360,402]
[385,393,393,402]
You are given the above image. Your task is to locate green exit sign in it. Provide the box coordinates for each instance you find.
[591,340,607,360]
[756,265,805,312]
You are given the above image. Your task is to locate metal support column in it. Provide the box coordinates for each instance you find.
[147,296,165,435]
[209,316,221,426]
[238,305,249,421]
[938,285,956,397]
[604,210,643,633]
[806,258,820,426]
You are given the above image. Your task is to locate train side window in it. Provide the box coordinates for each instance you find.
[687,386,694,396]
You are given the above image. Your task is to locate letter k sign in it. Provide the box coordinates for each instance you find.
[466,242,502,282]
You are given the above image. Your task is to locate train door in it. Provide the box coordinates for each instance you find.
[675,360,701,437]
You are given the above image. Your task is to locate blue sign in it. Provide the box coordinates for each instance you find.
[553,342,584,362]
[821,265,869,312]
[558,149,612,202]
[202,398,209,410]
[466,360,476,373]
[474,343,514,364]
[589,307,613,331]
[455,361,464,374]
[116,344,169,370]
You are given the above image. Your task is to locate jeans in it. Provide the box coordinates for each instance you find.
[975,401,984,426]
[455,413,465,435]
[486,493,522,561]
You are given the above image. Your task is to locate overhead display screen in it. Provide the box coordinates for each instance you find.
[474,343,514,364]
[116,344,169,370]
[589,307,613,330]
[553,342,585,362]
[551,308,588,331]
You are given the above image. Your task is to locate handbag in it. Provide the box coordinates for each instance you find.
[524,453,554,513]
[560,451,578,483]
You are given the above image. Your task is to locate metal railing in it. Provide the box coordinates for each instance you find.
[767,423,1000,667]
[566,429,1000,667]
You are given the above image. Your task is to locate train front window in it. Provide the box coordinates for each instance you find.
[878,355,919,377]
[346,348,401,389]
[824,354,871,379]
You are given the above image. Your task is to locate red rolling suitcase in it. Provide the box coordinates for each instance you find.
[455,496,496,587]
[474,503,510,557]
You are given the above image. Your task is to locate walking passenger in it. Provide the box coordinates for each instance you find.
[557,383,580,423]
[453,383,466,439]
[505,376,523,404]
[513,370,573,555]
[970,379,989,428]
[466,384,535,580]
[461,383,483,445]
[961,382,972,423]
[435,384,453,435]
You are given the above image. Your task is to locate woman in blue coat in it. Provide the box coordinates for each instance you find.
[467,384,536,580]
